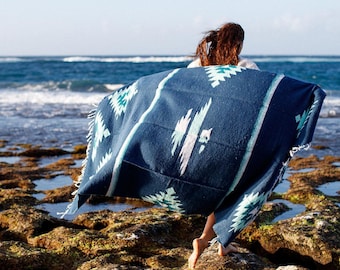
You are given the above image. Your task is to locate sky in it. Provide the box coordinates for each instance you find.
[1,0,339,56]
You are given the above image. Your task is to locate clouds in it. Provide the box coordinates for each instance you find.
[0,0,339,55]
[273,14,307,32]
[239,4,340,55]
[272,10,338,34]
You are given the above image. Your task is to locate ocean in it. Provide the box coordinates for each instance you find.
[0,55,339,157]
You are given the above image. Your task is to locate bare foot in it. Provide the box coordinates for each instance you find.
[188,238,209,269]
[218,243,238,256]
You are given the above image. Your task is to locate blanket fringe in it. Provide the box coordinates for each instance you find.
[75,107,97,188]
[277,143,311,189]
[289,143,311,157]
[59,106,98,218]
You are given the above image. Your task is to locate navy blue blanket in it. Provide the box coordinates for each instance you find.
[63,65,325,247]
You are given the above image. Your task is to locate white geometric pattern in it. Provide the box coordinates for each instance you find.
[142,187,184,213]
[229,192,267,233]
[91,111,110,162]
[205,65,244,88]
[108,82,138,119]
[171,98,213,175]
[295,99,318,138]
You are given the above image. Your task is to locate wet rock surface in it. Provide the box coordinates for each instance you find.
[0,141,339,269]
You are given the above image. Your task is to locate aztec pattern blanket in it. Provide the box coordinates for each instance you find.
[63,65,325,248]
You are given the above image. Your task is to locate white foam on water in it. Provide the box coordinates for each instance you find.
[0,57,24,63]
[62,56,193,63]
[0,89,106,105]
[251,56,340,63]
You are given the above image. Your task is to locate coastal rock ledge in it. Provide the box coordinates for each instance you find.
[0,142,339,269]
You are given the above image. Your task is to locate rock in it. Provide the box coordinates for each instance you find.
[41,185,75,203]
[18,146,70,157]
[276,266,309,270]
[192,243,278,270]
[237,155,340,270]
[0,188,37,210]
[0,241,69,270]
[0,206,71,241]
[0,144,339,269]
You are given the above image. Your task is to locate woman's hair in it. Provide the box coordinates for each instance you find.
[195,22,245,66]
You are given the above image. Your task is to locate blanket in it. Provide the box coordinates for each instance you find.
[62,65,325,248]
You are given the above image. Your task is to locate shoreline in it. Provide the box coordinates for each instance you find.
[0,141,339,269]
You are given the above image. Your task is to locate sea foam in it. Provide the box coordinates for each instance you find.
[0,89,106,105]
[62,56,193,63]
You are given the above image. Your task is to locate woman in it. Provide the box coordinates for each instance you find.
[188,22,258,70]
[188,22,258,269]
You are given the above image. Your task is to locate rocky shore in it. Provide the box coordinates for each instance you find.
[0,140,339,270]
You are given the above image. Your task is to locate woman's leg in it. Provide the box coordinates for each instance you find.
[188,213,216,268]
[218,242,238,256]
[188,213,239,268]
